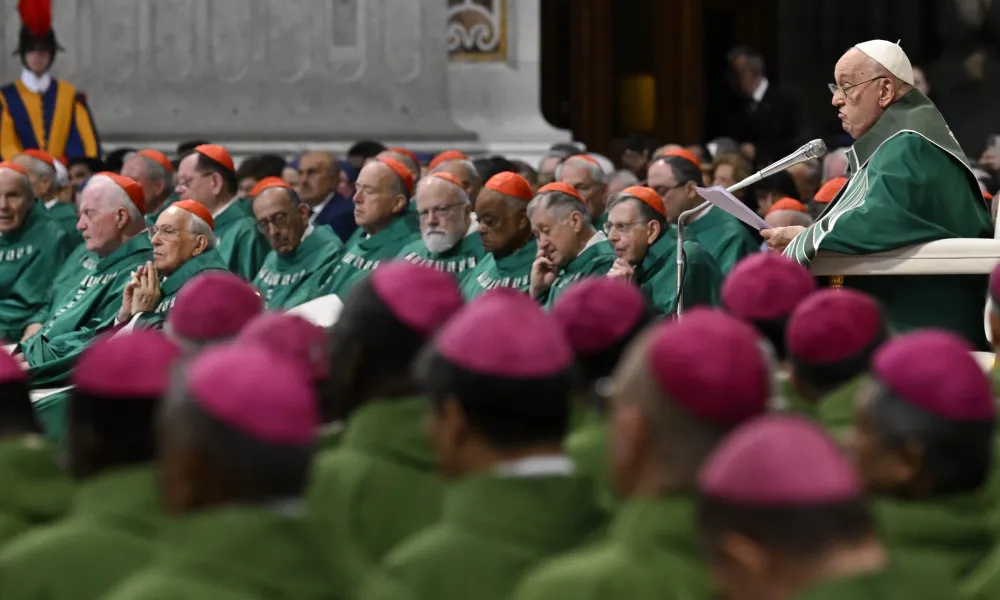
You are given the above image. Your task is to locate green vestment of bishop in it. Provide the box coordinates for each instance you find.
[0,202,74,340]
[44,201,82,245]
[253,226,344,310]
[19,233,153,387]
[28,243,97,326]
[793,564,959,600]
[541,233,617,309]
[398,231,484,282]
[0,466,161,600]
[785,90,993,346]
[306,397,441,564]
[133,249,229,329]
[213,200,270,282]
[144,193,179,228]
[320,213,421,300]
[634,229,723,315]
[511,496,709,600]
[459,239,538,301]
[684,205,759,274]
[366,469,606,600]
[0,436,71,547]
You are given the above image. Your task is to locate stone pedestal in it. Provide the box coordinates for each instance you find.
[1,0,476,156]
[446,0,571,165]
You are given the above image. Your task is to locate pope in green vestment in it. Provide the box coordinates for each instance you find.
[0,201,74,340]
[784,90,992,345]
[684,205,759,274]
[213,200,270,281]
[253,226,344,310]
[320,212,420,299]
[511,496,709,600]
[459,239,538,301]
[307,397,442,563]
[19,233,153,387]
[633,229,722,314]
[539,234,617,309]
[398,230,484,282]
[133,249,229,329]
[366,470,606,600]
[101,504,353,600]
[0,435,71,546]
[0,466,161,600]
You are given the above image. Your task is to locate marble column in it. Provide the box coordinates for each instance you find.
[1,0,476,158]
[446,0,571,165]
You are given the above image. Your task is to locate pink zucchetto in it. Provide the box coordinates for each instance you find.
[551,278,647,355]
[72,330,182,398]
[369,261,464,338]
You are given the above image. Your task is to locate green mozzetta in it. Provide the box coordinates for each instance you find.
[253,226,344,310]
[213,200,270,281]
[0,466,161,600]
[793,564,959,599]
[397,231,485,281]
[459,239,538,301]
[44,201,83,245]
[541,234,617,309]
[306,397,441,564]
[0,436,71,546]
[102,504,361,600]
[511,496,709,600]
[874,495,993,586]
[143,193,179,228]
[320,214,421,299]
[683,206,759,274]
[371,473,605,600]
[134,249,229,329]
[633,230,722,315]
[29,242,97,325]
[785,90,992,345]
[0,202,74,340]
[20,233,153,387]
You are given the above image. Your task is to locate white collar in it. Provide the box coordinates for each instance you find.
[752,78,769,103]
[44,199,57,210]
[581,230,607,251]
[466,213,479,236]
[19,68,51,94]
[301,224,314,241]
[493,455,575,478]
[308,193,334,224]
[212,196,239,218]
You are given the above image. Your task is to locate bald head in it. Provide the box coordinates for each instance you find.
[766,209,813,229]
[430,159,481,204]
[377,150,419,181]
[833,48,913,140]
[296,151,338,207]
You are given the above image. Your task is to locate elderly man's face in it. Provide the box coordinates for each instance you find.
[530,203,584,269]
[77,182,126,257]
[559,163,607,222]
[832,49,892,140]
[253,188,310,255]
[175,154,216,205]
[297,152,336,206]
[416,179,470,254]
[476,189,527,256]
[606,200,656,265]
[151,208,206,276]
[12,156,51,199]
[121,156,165,211]
[352,162,406,230]
[0,170,33,234]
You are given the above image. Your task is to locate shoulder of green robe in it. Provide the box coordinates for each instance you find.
[794,564,959,600]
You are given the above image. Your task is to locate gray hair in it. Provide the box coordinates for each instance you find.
[822,147,849,181]
[164,205,218,249]
[431,159,482,187]
[554,155,608,184]
[527,190,592,226]
[126,152,176,194]
[417,175,470,206]
[20,156,55,182]
[88,174,143,224]
[609,169,639,187]
[606,192,666,229]
[0,166,33,199]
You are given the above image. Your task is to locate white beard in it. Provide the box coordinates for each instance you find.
[423,227,463,254]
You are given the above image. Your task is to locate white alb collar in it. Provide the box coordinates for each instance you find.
[493,455,575,478]
[212,197,239,219]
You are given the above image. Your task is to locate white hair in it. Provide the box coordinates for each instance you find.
[609,169,640,186]
[20,156,55,182]
[53,159,69,188]
[125,151,175,192]
[87,174,144,224]
[555,155,608,184]
[527,189,592,226]
[822,147,849,181]
[180,208,218,250]
[417,175,471,206]
[428,159,482,188]
[586,153,616,177]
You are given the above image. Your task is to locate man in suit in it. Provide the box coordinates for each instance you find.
[296,151,356,243]
[725,46,800,164]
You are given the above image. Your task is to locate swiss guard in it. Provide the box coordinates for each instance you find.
[0,0,101,161]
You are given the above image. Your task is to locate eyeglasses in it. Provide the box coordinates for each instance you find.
[256,211,291,232]
[650,183,683,197]
[828,76,886,99]
[603,220,648,235]
[176,172,212,189]
[148,224,182,240]
[417,202,464,221]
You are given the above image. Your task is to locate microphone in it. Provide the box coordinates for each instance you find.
[674,140,827,316]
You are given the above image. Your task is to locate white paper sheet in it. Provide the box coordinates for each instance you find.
[695,186,770,231]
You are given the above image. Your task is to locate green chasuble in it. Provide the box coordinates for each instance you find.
[307,397,441,564]
[0,202,74,340]
[511,496,709,600]
[815,376,866,442]
[20,233,153,387]
[0,466,161,600]
[29,242,97,325]
[102,504,359,600]
[0,436,71,546]
[459,239,538,301]
[874,495,992,586]
[44,201,82,245]
[398,231,485,282]
[253,226,344,310]
[320,213,421,300]
[134,249,229,329]
[634,230,723,315]
[684,205,759,274]
[213,199,270,281]
[367,470,605,600]
[565,406,614,514]
[541,233,617,309]
[785,90,993,346]
[794,563,959,600]
[144,193,179,228]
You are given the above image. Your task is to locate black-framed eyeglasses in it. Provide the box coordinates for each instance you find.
[828,76,886,98]
[256,212,291,232]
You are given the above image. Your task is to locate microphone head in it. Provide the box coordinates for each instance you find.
[803,139,828,160]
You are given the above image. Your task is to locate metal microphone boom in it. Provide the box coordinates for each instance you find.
[674,140,828,316]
